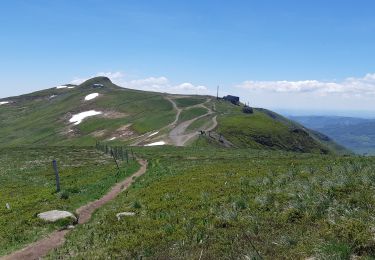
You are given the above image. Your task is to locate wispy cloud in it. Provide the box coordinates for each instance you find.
[96,71,125,80]
[70,72,125,85]
[121,77,208,94]
[236,73,375,97]
[71,72,209,95]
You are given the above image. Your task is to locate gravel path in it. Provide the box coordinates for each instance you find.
[2,159,148,260]
[168,100,218,146]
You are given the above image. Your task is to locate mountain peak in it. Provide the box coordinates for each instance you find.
[79,76,113,88]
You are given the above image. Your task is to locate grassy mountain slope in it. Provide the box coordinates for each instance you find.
[214,101,349,154]
[0,77,345,154]
[0,77,175,146]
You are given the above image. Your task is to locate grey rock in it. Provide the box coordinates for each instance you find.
[116,212,136,221]
[37,210,76,222]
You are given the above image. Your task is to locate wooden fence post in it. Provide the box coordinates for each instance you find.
[52,160,61,192]
[111,150,121,172]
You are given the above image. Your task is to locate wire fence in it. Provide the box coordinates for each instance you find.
[95,141,136,164]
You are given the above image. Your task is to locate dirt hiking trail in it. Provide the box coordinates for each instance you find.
[2,159,148,260]
[168,99,218,146]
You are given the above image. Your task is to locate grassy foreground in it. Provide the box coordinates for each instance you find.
[48,147,375,259]
[0,147,139,256]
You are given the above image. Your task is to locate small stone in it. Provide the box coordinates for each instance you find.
[116,212,136,221]
[67,225,75,230]
[6,203,10,210]
[37,210,77,222]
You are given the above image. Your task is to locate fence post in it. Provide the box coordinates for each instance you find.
[131,148,135,161]
[111,150,121,172]
[52,160,61,192]
[126,150,129,164]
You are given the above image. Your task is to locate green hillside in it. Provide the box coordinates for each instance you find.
[0,78,372,259]
[48,146,375,259]
[0,77,346,154]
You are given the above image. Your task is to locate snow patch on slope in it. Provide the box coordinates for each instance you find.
[85,93,99,101]
[56,85,75,89]
[69,110,102,125]
[148,131,159,137]
[145,141,166,146]
[0,101,10,105]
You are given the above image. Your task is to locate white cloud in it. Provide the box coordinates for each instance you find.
[70,77,88,85]
[173,83,207,92]
[96,71,125,80]
[237,73,375,97]
[122,76,169,91]
[70,72,124,85]
[71,72,209,95]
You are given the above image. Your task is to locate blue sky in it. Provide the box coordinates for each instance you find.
[1,0,375,115]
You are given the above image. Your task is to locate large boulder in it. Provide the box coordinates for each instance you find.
[37,210,77,222]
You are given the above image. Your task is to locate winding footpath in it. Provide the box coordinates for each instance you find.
[130,96,218,146]
[168,99,218,146]
[2,159,148,260]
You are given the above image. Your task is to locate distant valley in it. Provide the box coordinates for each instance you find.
[290,115,375,155]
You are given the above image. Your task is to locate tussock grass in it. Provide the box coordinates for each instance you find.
[48,147,375,259]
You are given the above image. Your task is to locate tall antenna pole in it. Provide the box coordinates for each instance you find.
[217,85,219,100]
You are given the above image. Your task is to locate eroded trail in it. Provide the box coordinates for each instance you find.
[2,159,148,260]
[169,100,217,146]
[77,159,147,224]
[131,96,218,147]
[169,111,212,146]
[166,96,182,127]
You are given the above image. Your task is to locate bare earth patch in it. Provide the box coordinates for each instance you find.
[114,124,136,139]
[91,130,107,137]
[102,111,127,119]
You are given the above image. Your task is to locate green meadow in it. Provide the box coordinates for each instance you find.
[0,147,139,255]
[47,147,375,259]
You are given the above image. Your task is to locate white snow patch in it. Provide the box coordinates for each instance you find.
[69,110,102,125]
[0,101,10,105]
[50,95,57,99]
[145,141,166,146]
[148,131,159,137]
[85,93,99,101]
[56,85,75,89]
[109,137,116,141]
